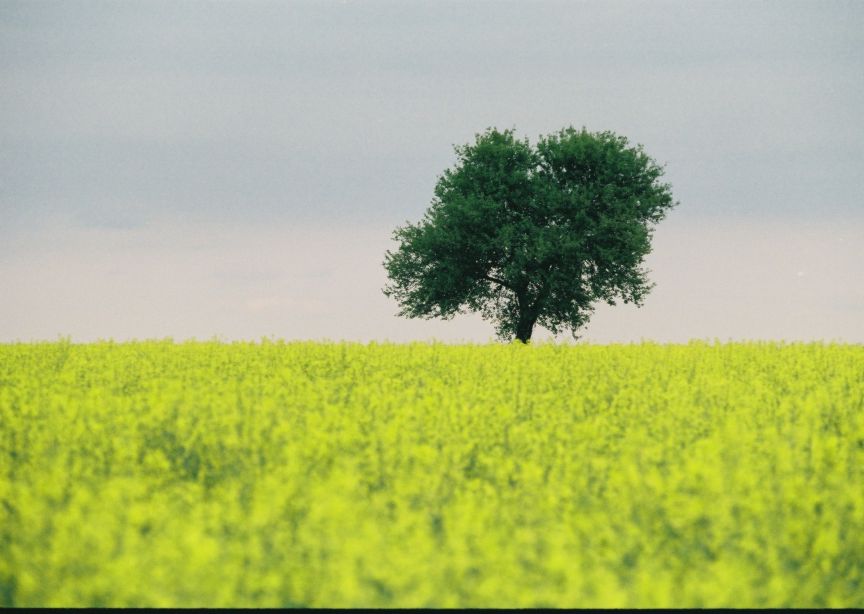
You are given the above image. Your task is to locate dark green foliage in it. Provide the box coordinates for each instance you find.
[383,126,677,342]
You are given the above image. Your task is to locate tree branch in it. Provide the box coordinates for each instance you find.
[483,274,511,289]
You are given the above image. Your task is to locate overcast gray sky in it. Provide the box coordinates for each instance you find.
[2,0,862,343]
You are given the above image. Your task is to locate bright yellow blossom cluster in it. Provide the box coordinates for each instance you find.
[1,340,862,607]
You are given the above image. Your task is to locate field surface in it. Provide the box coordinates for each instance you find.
[1,340,863,607]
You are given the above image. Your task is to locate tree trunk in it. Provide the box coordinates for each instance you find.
[515,312,536,343]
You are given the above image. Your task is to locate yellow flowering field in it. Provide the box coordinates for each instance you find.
[1,340,862,607]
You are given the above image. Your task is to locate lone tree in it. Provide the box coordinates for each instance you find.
[383,126,677,342]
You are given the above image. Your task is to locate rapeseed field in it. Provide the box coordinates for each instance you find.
[1,340,862,607]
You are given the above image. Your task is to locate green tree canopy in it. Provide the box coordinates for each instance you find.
[383,126,677,342]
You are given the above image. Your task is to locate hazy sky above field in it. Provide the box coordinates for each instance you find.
[2,0,863,343]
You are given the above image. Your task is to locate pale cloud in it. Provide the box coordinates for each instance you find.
[1,1,862,342]
[245,297,331,314]
[1,217,861,343]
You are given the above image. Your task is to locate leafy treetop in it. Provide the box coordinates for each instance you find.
[383,126,677,342]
